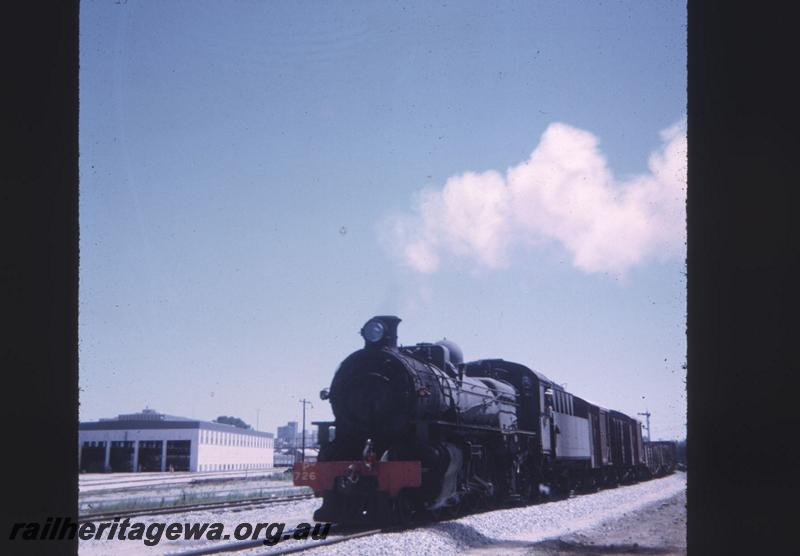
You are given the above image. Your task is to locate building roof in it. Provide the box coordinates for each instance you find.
[80,408,274,437]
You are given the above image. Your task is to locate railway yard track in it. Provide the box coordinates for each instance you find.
[79,469,291,492]
[79,493,315,524]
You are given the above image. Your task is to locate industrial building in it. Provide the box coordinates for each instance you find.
[79,409,274,473]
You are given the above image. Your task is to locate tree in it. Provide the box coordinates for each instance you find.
[214,416,252,429]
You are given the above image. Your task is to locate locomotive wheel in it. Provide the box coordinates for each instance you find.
[446,503,462,519]
[550,473,570,500]
[471,492,489,512]
[527,471,547,503]
[395,489,419,526]
[516,474,534,503]
[461,492,478,514]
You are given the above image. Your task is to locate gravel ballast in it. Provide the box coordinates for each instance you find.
[78,472,685,555]
[295,472,686,556]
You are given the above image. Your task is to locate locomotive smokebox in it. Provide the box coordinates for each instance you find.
[360,315,401,349]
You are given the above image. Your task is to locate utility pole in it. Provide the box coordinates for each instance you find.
[256,409,260,431]
[300,399,312,463]
[638,410,652,442]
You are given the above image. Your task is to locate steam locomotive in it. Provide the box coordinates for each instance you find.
[294,316,675,524]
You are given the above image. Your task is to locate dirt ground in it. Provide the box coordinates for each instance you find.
[524,489,687,556]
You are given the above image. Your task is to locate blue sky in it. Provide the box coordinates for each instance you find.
[79,1,687,439]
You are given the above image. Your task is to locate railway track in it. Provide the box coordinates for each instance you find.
[80,469,290,491]
[169,525,386,556]
[79,492,314,523]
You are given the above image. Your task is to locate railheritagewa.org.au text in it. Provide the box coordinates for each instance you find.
[9,517,331,546]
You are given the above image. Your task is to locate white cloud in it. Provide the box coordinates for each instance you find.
[390,119,686,276]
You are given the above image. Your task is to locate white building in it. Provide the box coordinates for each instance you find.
[79,409,274,472]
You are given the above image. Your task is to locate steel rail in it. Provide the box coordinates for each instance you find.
[79,493,314,523]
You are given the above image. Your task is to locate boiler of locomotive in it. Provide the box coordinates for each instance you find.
[326,316,517,443]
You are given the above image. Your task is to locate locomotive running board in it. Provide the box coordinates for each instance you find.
[293,460,422,497]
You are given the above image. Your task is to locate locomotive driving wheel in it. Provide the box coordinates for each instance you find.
[395,488,419,526]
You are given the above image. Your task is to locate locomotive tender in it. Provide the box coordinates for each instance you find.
[294,316,673,523]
